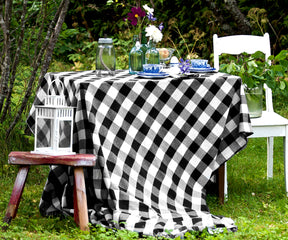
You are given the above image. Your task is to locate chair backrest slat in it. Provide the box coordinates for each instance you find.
[213,33,273,112]
[213,33,271,71]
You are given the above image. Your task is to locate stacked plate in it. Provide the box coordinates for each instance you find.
[189,67,216,73]
[137,71,170,79]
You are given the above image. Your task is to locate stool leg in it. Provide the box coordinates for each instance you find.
[73,166,89,231]
[3,166,30,230]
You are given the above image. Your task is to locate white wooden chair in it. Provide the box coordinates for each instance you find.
[213,33,288,201]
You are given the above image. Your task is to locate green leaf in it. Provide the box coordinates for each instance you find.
[227,64,234,74]
[106,0,114,5]
[280,81,286,90]
[252,51,265,59]
[275,50,288,61]
[279,59,288,68]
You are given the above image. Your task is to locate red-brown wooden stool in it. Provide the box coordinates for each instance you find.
[2,151,96,231]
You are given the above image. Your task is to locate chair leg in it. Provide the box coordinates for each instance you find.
[3,166,30,230]
[224,163,228,202]
[267,137,274,179]
[284,128,288,197]
[218,164,225,204]
[73,166,89,231]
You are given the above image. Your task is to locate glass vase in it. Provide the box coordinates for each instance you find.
[245,84,263,118]
[129,35,144,74]
[145,41,160,64]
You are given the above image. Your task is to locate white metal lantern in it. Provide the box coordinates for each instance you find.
[32,79,75,155]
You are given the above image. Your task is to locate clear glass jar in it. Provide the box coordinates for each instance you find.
[96,38,116,76]
[129,35,144,74]
[145,41,160,64]
[245,83,263,118]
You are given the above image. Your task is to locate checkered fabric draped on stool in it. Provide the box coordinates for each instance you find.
[26,70,252,237]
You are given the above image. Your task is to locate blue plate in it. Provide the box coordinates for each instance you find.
[189,67,216,73]
[137,72,170,79]
[138,71,168,76]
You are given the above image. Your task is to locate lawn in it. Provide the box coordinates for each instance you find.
[1,96,288,239]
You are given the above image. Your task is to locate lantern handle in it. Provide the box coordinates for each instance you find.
[47,78,65,96]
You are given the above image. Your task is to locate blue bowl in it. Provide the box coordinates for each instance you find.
[191,59,208,68]
[143,64,164,73]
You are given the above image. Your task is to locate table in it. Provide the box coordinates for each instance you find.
[27,70,252,237]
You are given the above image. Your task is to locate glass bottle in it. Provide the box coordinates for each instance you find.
[129,35,144,74]
[140,30,148,58]
[145,40,160,64]
[96,38,116,76]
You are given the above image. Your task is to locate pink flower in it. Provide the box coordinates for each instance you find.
[127,7,146,26]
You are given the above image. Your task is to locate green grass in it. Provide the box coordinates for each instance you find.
[1,138,288,239]
[207,137,288,239]
[1,96,288,239]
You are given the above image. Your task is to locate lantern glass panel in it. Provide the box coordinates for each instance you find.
[59,120,72,148]
[36,118,52,148]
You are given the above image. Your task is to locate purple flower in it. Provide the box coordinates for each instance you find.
[127,7,146,26]
[179,58,191,74]
[158,22,164,31]
[147,13,157,21]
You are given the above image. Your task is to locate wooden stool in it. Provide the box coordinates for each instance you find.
[2,151,96,231]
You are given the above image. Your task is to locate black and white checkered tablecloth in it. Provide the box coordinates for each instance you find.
[27,70,252,237]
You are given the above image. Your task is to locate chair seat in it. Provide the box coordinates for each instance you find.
[250,111,288,138]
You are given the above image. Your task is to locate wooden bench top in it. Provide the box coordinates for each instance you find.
[8,151,96,167]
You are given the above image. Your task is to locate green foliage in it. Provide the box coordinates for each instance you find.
[54,23,96,70]
[52,0,288,70]
[2,0,63,65]
[3,135,288,238]
[53,22,134,71]
[219,50,288,94]
[0,122,34,178]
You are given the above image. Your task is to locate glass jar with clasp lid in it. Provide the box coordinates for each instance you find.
[96,37,116,76]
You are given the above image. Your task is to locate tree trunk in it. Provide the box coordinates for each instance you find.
[206,0,251,35]
[224,0,251,34]
[0,0,28,122]
[0,0,12,113]
[38,0,70,85]
[1,0,70,139]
